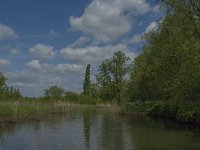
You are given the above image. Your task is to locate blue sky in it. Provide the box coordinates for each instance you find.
[0,0,163,96]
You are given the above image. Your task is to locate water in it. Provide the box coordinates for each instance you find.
[0,110,200,150]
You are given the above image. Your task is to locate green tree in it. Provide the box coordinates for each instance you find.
[44,85,64,100]
[83,64,91,95]
[96,51,130,104]
[0,73,22,100]
[0,73,7,88]
[129,0,200,101]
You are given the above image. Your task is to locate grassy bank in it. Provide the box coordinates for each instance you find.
[0,100,120,123]
[122,101,200,126]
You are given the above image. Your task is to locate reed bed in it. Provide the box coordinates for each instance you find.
[0,100,121,123]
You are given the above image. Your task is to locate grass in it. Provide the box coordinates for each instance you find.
[1,98,199,126]
[0,99,121,123]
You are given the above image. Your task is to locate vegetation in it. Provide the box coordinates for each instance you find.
[44,85,65,100]
[0,73,22,101]
[0,0,200,126]
[129,0,200,101]
[96,51,130,104]
[83,64,91,95]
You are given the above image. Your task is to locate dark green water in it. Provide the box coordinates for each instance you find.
[0,110,200,150]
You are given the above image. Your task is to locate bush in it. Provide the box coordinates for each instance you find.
[79,95,101,105]
[64,91,80,103]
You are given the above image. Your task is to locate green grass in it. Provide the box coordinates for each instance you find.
[0,101,87,122]
[0,99,121,123]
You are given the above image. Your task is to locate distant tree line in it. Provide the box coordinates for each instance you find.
[2,0,199,104]
[0,73,22,100]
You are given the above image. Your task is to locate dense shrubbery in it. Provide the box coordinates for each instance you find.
[129,0,200,102]
[148,100,200,125]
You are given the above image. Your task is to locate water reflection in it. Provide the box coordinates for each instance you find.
[0,110,200,150]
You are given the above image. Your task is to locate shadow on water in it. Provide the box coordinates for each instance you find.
[0,110,200,150]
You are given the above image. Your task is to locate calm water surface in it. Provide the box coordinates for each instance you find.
[0,110,200,150]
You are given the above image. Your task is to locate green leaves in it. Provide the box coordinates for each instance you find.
[83,64,91,95]
[44,85,64,100]
[96,51,131,103]
[129,0,200,102]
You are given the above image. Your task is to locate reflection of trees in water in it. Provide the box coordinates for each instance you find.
[82,111,132,150]
[124,117,200,150]
[100,114,127,150]
[83,111,91,150]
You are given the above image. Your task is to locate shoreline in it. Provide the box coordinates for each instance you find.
[0,101,120,123]
[0,100,200,128]
[121,101,200,127]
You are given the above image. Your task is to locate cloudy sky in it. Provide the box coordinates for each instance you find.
[0,0,163,96]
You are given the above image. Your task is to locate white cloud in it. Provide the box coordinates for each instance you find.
[10,48,20,55]
[123,34,142,44]
[0,58,10,68]
[145,21,158,32]
[26,60,42,70]
[69,0,151,42]
[60,44,135,65]
[29,44,55,59]
[5,69,83,96]
[70,36,91,48]
[0,23,18,40]
[26,60,83,74]
[153,5,160,13]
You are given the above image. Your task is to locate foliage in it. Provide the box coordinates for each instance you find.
[0,73,22,100]
[83,64,91,95]
[129,0,200,101]
[79,94,101,105]
[96,51,131,104]
[44,85,64,100]
[64,91,80,102]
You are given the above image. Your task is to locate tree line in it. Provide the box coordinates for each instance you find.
[2,0,200,104]
[0,73,22,100]
[80,0,200,103]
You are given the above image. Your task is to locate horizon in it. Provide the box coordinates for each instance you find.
[0,0,163,96]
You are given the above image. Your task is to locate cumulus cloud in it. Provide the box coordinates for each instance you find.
[60,44,135,65]
[145,21,159,33]
[5,70,83,96]
[26,60,42,70]
[29,44,55,59]
[26,60,83,74]
[0,58,10,68]
[70,36,91,48]
[0,23,18,40]
[123,34,142,44]
[69,0,151,42]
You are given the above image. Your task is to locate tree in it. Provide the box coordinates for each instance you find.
[0,73,7,88]
[96,51,130,104]
[83,64,91,95]
[129,0,200,101]
[44,85,64,100]
[0,73,22,100]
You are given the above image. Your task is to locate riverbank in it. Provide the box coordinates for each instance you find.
[1,99,200,126]
[0,100,120,123]
[121,101,200,126]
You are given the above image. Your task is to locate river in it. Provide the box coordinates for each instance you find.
[0,110,200,150]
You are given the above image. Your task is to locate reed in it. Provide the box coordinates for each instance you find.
[0,100,122,123]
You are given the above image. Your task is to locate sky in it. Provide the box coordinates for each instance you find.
[0,0,163,96]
